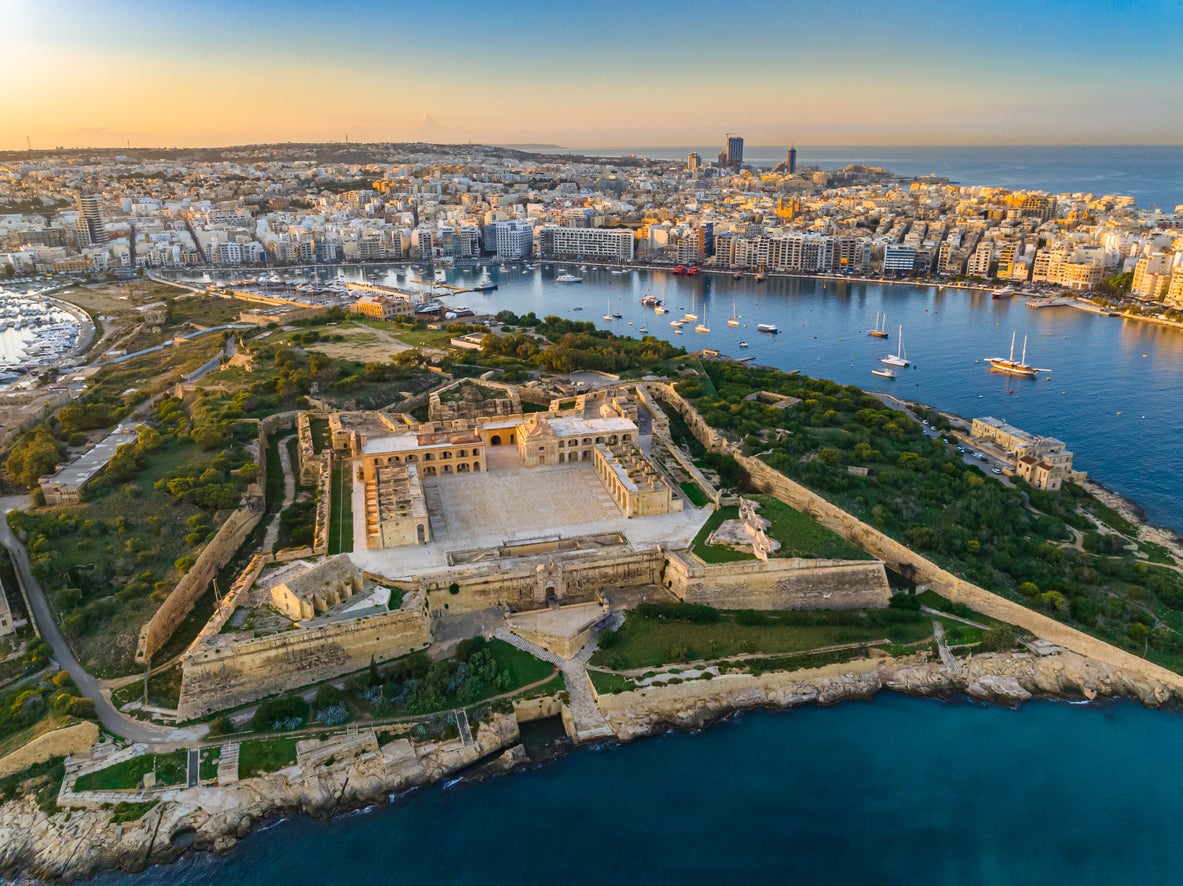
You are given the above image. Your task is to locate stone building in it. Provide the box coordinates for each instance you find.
[593,441,683,517]
[365,463,431,549]
[350,294,413,320]
[515,414,638,467]
[970,416,1075,491]
[270,555,363,620]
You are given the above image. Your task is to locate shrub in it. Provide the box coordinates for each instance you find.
[208,714,235,737]
[314,684,344,708]
[888,593,921,611]
[251,695,309,732]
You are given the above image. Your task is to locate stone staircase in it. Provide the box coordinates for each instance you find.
[933,620,962,675]
[218,742,240,785]
[494,627,614,744]
[454,709,473,746]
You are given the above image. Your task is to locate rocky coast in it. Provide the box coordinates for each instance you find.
[1,647,1176,883]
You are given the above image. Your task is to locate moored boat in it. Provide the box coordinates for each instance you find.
[756,323,780,334]
[985,331,1048,377]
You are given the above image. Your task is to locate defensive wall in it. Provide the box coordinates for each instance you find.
[176,591,431,718]
[135,412,297,664]
[665,551,890,610]
[634,382,720,503]
[645,382,1183,693]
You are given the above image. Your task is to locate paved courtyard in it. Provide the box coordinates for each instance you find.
[347,444,711,580]
[423,447,619,542]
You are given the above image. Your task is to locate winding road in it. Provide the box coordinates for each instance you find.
[0,495,187,744]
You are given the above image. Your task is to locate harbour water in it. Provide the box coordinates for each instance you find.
[208,264,1182,534]
[115,695,1183,885]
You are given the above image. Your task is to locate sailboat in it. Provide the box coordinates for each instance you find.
[683,292,698,322]
[880,326,910,367]
[986,331,1048,377]
[603,298,614,321]
[727,301,740,327]
[869,312,889,338]
[695,304,711,334]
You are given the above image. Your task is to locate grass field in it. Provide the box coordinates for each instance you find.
[590,608,942,670]
[327,458,353,554]
[487,638,556,689]
[690,494,872,564]
[74,750,187,791]
[238,736,299,778]
[679,480,710,507]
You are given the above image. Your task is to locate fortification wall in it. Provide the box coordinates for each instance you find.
[176,596,431,718]
[645,383,1183,693]
[418,549,665,615]
[665,552,890,610]
[135,506,262,664]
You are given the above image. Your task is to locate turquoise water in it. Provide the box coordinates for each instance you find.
[118,696,1183,884]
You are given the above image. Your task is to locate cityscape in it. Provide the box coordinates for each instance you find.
[1,1,1183,883]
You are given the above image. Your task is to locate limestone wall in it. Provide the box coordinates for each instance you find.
[646,382,1183,693]
[176,595,432,718]
[135,506,263,664]
[665,552,890,610]
[419,549,664,615]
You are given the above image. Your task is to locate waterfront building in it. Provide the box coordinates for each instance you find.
[350,295,413,320]
[1131,253,1175,299]
[882,244,916,274]
[543,226,634,262]
[970,417,1075,491]
[967,240,995,277]
[489,220,534,260]
[1165,269,1183,307]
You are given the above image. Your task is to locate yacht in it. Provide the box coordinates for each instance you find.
[556,272,582,283]
[433,268,448,284]
[654,304,668,314]
[871,367,897,379]
[869,312,889,338]
[603,298,614,321]
[880,325,910,367]
[727,301,740,327]
[756,323,780,334]
[986,331,1048,377]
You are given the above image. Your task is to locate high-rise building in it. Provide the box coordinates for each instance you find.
[687,152,700,172]
[724,134,744,171]
[787,146,797,174]
[75,192,107,247]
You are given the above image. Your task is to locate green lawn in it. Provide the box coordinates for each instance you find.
[327,459,353,554]
[590,608,937,670]
[690,495,871,564]
[680,480,710,507]
[110,800,160,823]
[199,747,221,781]
[487,638,556,689]
[238,736,299,778]
[74,750,187,791]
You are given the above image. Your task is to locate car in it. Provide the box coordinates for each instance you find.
[992,468,1002,474]
[921,419,929,426]
[976,453,988,461]
[956,446,966,453]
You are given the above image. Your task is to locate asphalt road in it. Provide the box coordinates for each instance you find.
[0,494,177,743]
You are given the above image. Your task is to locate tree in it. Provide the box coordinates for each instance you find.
[5,428,64,488]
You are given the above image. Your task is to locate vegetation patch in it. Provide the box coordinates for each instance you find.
[110,799,159,823]
[691,495,871,563]
[238,736,299,778]
[74,750,186,792]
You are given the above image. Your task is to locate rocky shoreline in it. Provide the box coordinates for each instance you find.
[1,647,1177,884]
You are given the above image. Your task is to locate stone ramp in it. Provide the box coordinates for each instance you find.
[933,620,962,675]
[493,627,614,743]
[218,742,240,785]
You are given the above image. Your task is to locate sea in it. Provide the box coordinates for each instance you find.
[116,696,1183,885]
[105,147,1183,882]
[557,144,1183,211]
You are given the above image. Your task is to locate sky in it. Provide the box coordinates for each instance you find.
[1,0,1181,150]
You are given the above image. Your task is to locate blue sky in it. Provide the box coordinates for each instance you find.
[1,0,1180,148]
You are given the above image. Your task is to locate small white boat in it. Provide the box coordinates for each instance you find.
[756,323,780,334]
[872,367,897,379]
[880,325,910,366]
[738,341,749,348]
[557,273,582,283]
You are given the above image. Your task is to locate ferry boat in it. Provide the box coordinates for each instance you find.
[871,367,897,379]
[880,326,909,366]
[756,323,780,334]
[869,312,890,338]
[727,301,740,327]
[673,265,687,275]
[472,271,497,292]
[556,273,582,283]
[993,286,1017,299]
[986,331,1048,377]
[685,265,701,276]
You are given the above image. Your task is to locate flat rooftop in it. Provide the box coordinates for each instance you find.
[44,424,138,489]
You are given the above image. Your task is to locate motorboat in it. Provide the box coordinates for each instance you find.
[871,368,897,379]
[756,323,780,334]
[557,273,582,283]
